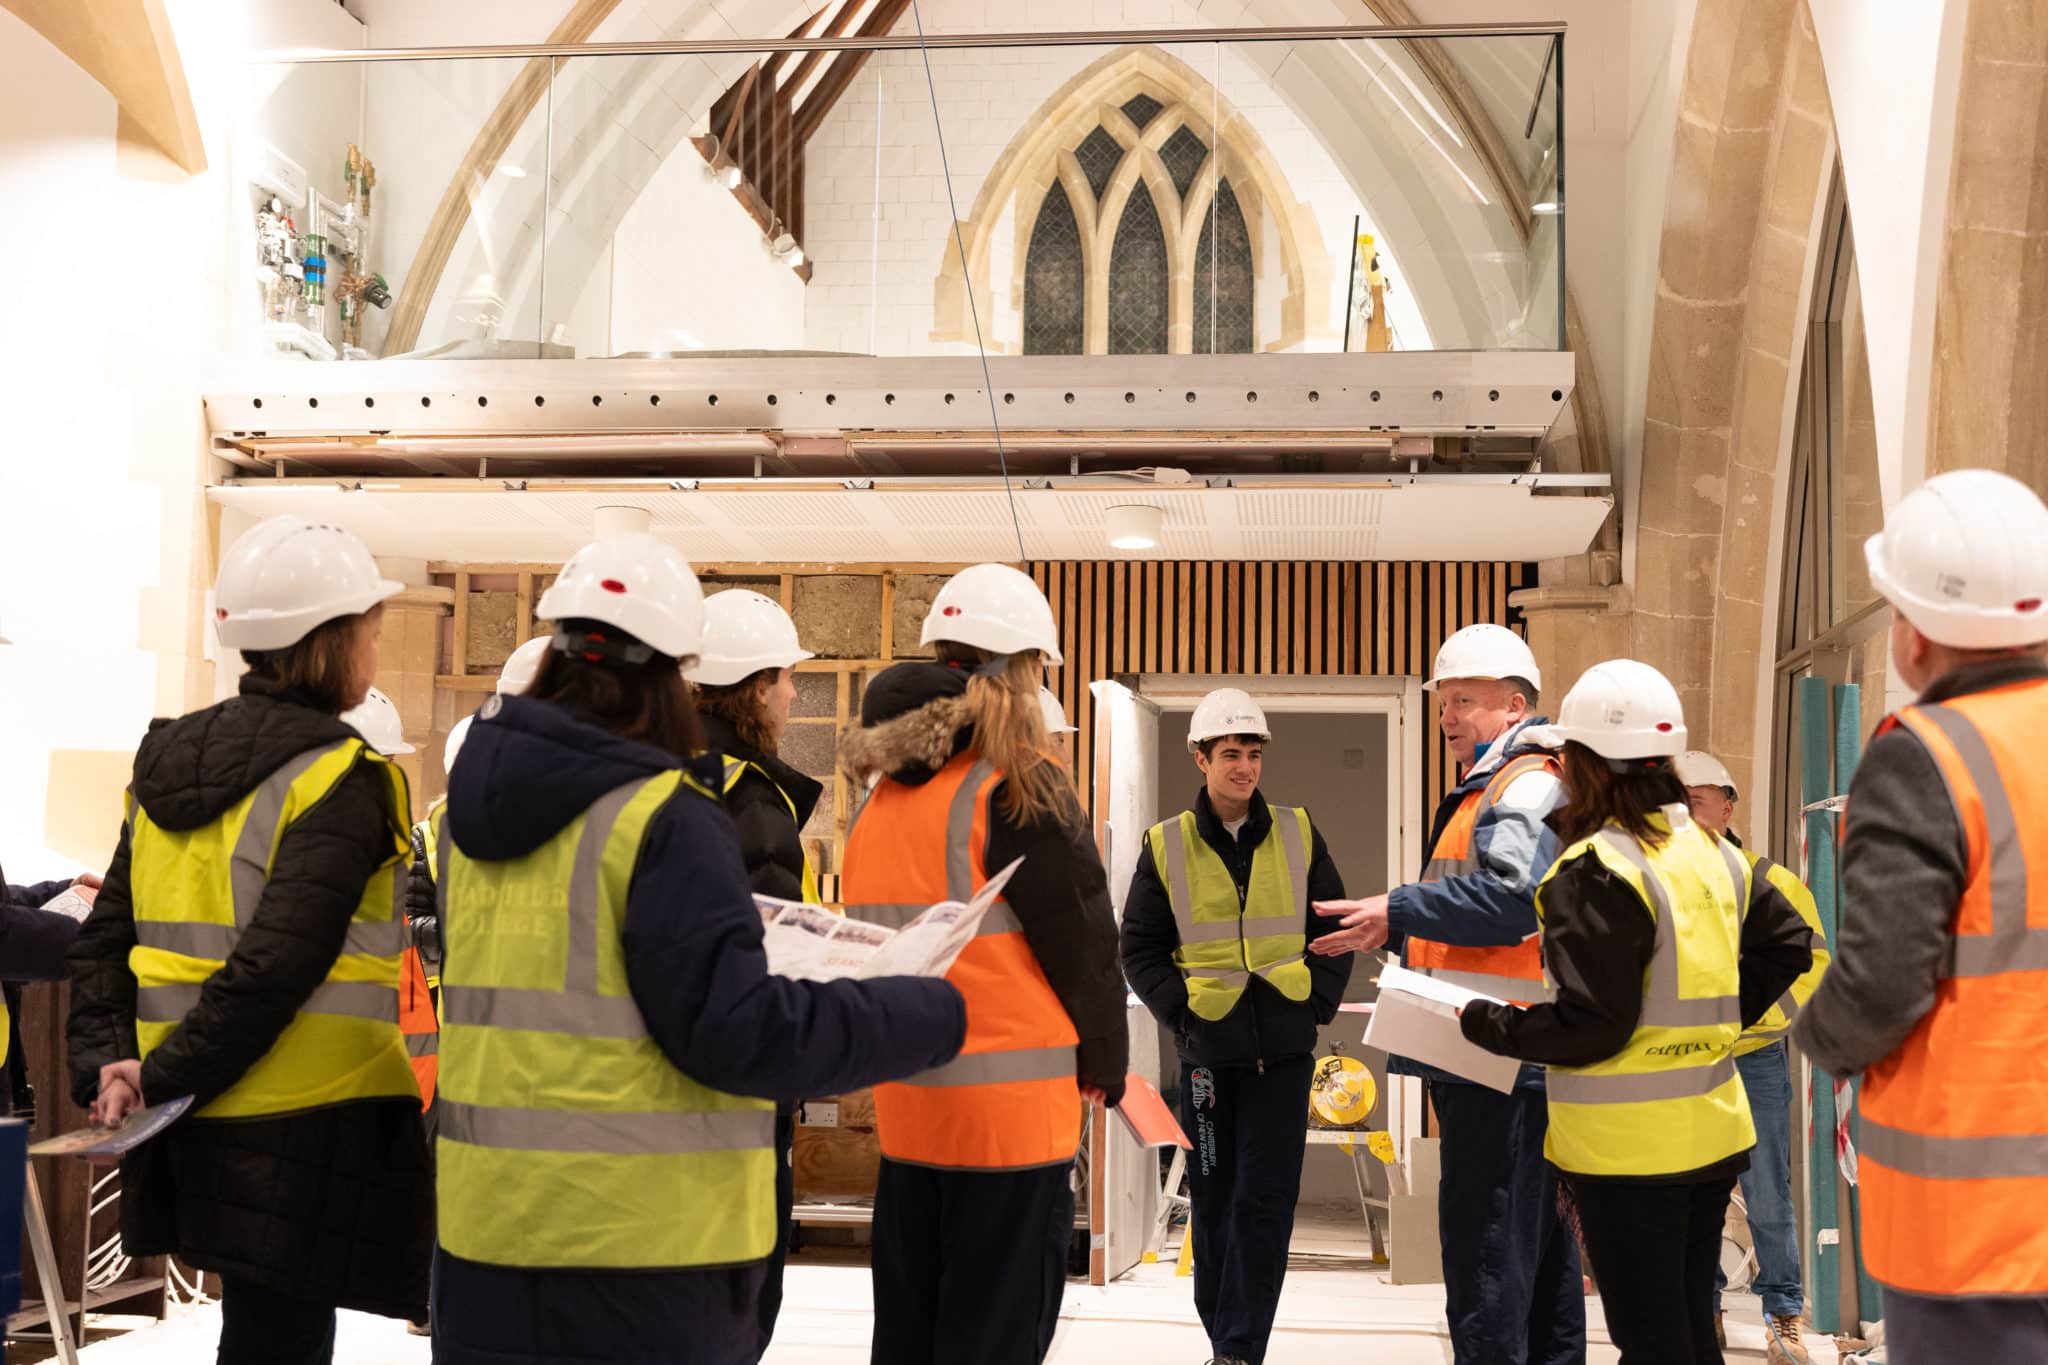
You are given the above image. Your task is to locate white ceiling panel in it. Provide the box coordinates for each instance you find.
[210,482,1611,566]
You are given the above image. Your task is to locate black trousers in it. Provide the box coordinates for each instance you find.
[1179,1055,1314,1364]
[1434,1082,1586,1365]
[1566,1174,1734,1365]
[755,1110,797,1359]
[217,1276,337,1365]
[1884,1287,2048,1365]
[870,1155,1074,1365]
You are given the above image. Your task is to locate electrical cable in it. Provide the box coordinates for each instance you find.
[907,0,1029,565]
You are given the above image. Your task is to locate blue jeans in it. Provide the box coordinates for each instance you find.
[1715,1042,1804,1319]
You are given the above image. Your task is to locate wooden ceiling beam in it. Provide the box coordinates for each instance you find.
[794,0,913,145]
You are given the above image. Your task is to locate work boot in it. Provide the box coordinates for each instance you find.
[1204,1357,1249,1365]
[1714,1311,1726,1348]
[1765,1313,1811,1364]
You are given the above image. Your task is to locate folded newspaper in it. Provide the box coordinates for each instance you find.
[755,858,1023,981]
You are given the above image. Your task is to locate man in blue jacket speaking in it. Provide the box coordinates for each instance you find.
[1314,625,1584,1365]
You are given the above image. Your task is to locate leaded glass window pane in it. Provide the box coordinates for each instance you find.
[1160,124,1208,200]
[1075,126,1123,202]
[1108,184,1168,355]
[1193,179,1255,355]
[1023,181,1084,356]
[1120,93,1164,130]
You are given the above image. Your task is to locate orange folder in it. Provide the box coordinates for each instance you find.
[1111,1071,1191,1150]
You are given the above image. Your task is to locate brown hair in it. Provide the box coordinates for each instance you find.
[242,611,374,715]
[1554,741,1687,848]
[694,669,779,756]
[528,637,705,760]
[933,641,1080,828]
[1196,734,1266,761]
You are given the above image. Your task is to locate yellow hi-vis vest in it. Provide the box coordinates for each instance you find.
[720,756,821,904]
[1732,847,1829,1057]
[1146,806,1314,1022]
[435,769,777,1270]
[128,737,417,1120]
[1538,808,1756,1177]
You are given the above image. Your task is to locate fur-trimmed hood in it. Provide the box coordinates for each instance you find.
[840,661,974,786]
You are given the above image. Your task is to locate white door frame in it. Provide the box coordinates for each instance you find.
[1130,672,1431,1177]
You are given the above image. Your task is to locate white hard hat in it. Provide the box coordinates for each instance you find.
[1188,687,1270,752]
[1425,623,1541,693]
[1674,750,1737,797]
[921,563,1064,664]
[443,713,474,777]
[687,589,815,687]
[535,533,705,660]
[340,686,414,756]
[498,636,552,695]
[1550,659,1686,760]
[214,515,404,652]
[1038,687,1077,734]
[1865,468,2048,649]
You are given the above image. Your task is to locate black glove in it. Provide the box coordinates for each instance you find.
[1076,1037,1128,1108]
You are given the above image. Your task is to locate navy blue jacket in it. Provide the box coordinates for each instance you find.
[433,695,966,1365]
[2,871,79,1115]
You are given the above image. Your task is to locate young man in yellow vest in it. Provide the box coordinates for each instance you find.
[1793,470,2048,1365]
[1121,688,1351,1365]
[1677,750,1830,1364]
[1314,625,1582,1365]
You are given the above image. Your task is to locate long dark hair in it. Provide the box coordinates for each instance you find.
[527,627,704,760]
[242,610,373,715]
[694,669,778,757]
[1555,741,1687,848]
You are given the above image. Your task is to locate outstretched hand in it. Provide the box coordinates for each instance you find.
[1310,895,1391,956]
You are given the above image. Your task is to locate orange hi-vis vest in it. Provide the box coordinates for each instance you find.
[1857,677,2048,1298]
[1405,752,1561,1005]
[843,751,1081,1171]
[399,944,437,1108]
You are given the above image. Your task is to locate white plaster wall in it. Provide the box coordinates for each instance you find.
[584,139,807,353]
[0,0,365,880]
[1807,0,1969,506]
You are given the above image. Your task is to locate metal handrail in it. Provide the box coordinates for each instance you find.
[258,21,1567,64]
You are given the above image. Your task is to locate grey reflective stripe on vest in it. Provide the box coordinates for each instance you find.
[895,1045,1075,1088]
[1420,851,1480,883]
[944,762,999,901]
[438,1099,774,1155]
[855,901,1023,936]
[1160,807,1310,961]
[1547,1054,1738,1105]
[406,1032,439,1058]
[134,922,238,959]
[1913,704,2048,979]
[1410,965,1558,1004]
[1596,829,1743,1028]
[228,745,343,929]
[441,986,648,1039]
[442,778,650,1038]
[1859,1116,2048,1181]
[137,978,397,1025]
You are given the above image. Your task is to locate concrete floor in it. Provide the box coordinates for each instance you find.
[45,1218,1838,1364]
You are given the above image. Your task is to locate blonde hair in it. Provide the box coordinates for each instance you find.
[933,642,1080,828]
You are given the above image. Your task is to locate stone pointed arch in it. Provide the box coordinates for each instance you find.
[931,44,1330,354]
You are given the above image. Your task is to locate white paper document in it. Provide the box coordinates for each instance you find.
[1364,959,1524,1094]
[756,858,1023,982]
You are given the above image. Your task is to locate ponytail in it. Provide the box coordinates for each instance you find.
[933,643,1080,828]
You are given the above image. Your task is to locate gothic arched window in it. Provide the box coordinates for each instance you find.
[1023,181,1084,356]
[1012,90,1260,355]
[1194,179,1255,355]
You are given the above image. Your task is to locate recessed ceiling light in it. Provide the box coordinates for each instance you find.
[1106,504,1163,551]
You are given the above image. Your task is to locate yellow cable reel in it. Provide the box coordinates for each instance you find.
[1309,1052,1377,1128]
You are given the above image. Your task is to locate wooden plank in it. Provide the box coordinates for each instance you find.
[780,573,795,612]
[793,0,915,144]
[451,571,471,678]
[514,572,534,647]
[792,1088,879,1201]
[1308,563,1325,674]
[436,673,499,694]
[879,571,896,661]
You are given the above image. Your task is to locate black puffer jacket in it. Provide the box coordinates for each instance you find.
[840,662,1130,1103]
[701,712,823,902]
[66,675,432,1320]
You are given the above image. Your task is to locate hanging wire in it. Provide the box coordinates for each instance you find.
[908,0,1029,565]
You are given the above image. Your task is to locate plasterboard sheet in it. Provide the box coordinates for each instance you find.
[206,484,1612,564]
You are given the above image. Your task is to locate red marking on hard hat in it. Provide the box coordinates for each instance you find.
[215,608,228,620]
[1656,722,1675,732]
[600,579,627,594]
[943,605,962,616]
[2018,597,2043,613]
